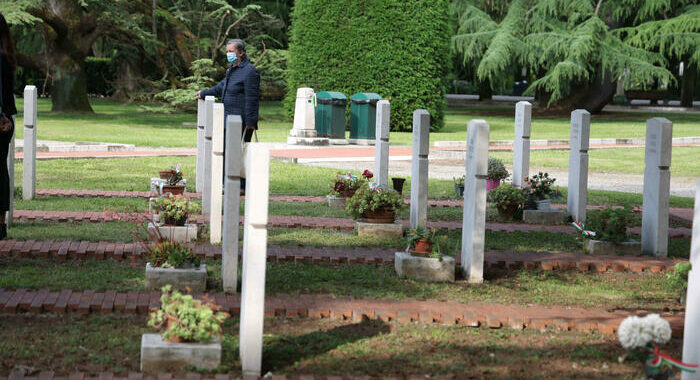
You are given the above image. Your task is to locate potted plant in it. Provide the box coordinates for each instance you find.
[487,158,509,190]
[346,182,404,223]
[580,207,639,255]
[153,194,201,226]
[148,240,201,269]
[141,285,228,371]
[144,232,207,291]
[328,170,372,207]
[407,227,436,257]
[161,164,185,195]
[487,183,525,220]
[524,172,556,209]
[453,176,465,197]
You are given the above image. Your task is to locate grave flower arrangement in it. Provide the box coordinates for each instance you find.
[487,183,525,220]
[406,227,449,258]
[523,172,560,209]
[153,194,201,226]
[618,313,698,379]
[330,170,372,198]
[346,182,403,222]
[585,207,632,244]
[148,285,228,343]
[162,164,183,186]
[487,158,509,181]
[147,240,201,269]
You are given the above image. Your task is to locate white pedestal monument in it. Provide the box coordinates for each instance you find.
[682,178,700,380]
[23,86,37,200]
[239,144,270,377]
[642,117,673,257]
[202,96,214,215]
[288,87,327,145]
[567,109,591,223]
[209,103,225,244]
[222,115,242,293]
[460,120,490,283]
[512,101,531,187]
[374,100,390,187]
[410,110,430,229]
[196,99,205,193]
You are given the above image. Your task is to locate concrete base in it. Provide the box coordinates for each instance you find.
[287,136,329,146]
[140,334,221,372]
[348,139,375,146]
[328,139,349,145]
[326,195,346,208]
[394,251,455,282]
[356,221,404,239]
[585,239,642,256]
[522,209,566,225]
[145,263,207,292]
[148,222,197,243]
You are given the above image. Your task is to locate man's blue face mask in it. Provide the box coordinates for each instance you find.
[227,52,238,63]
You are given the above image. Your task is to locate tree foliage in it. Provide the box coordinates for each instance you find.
[286,0,451,131]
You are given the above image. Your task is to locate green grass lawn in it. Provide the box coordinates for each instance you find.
[13,98,700,147]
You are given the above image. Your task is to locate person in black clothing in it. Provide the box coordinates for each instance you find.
[196,39,260,191]
[0,13,16,240]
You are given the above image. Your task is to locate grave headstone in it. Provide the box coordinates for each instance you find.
[567,109,591,223]
[681,178,700,380]
[202,96,215,215]
[460,120,490,283]
[196,99,205,193]
[410,110,430,229]
[512,101,531,187]
[374,100,390,187]
[222,115,242,293]
[209,103,224,243]
[22,86,37,200]
[642,117,673,257]
[239,144,270,377]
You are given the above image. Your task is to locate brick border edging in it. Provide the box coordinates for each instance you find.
[0,289,685,339]
[0,240,682,273]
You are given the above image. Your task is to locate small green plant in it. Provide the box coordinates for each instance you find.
[524,172,556,200]
[665,262,692,293]
[453,176,465,186]
[148,285,228,343]
[345,182,403,220]
[586,207,632,244]
[148,241,201,268]
[487,158,509,180]
[153,195,201,226]
[407,227,436,248]
[487,184,525,218]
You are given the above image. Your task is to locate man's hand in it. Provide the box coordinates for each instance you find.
[245,125,255,130]
[195,90,202,99]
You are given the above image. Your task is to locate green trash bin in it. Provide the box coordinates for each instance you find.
[314,91,347,140]
[349,92,383,143]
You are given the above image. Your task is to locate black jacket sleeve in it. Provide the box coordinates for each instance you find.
[200,77,225,100]
[0,54,17,117]
[244,67,260,128]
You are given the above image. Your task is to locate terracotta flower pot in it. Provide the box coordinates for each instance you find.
[361,206,395,224]
[159,170,172,179]
[161,184,185,196]
[165,315,185,343]
[411,239,433,257]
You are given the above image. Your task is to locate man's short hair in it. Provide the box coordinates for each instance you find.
[227,39,246,53]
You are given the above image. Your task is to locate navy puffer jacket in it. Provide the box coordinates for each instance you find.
[200,58,260,129]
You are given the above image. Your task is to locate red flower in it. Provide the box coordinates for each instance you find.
[362,170,373,179]
[334,181,345,193]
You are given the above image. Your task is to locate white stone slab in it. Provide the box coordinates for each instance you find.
[210,103,224,244]
[222,115,242,293]
[144,263,206,292]
[567,109,591,223]
[140,333,220,372]
[642,118,673,257]
[394,251,455,282]
[374,100,390,187]
[461,120,489,283]
[512,101,531,187]
[196,98,205,193]
[410,109,430,229]
[23,86,37,200]
[202,96,214,215]
[682,179,700,379]
[239,144,270,377]
[147,222,197,243]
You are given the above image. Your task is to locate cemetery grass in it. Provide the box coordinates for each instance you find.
[0,313,663,378]
[14,98,700,147]
[16,157,694,207]
[0,258,682,311]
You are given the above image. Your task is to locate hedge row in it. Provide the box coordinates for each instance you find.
[285,0,451,131]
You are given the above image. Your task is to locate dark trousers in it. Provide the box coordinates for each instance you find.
[0,120,14,212]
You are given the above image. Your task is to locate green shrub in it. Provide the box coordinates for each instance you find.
[487,158,509,180]
[487,184,525,214]
[665,262,692,294]
[285,0,451,131]
[586,207,632,244]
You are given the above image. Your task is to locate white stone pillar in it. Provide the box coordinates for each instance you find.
[222,115,242,293]
[289,87,316,138]
[512,101,531,187]
[409,110,430,229]
[460,120,490,283]
[374,100,390,187]
[567,109,591,223]
[196,99,205,193]
[22,86,37,200]
[202,96,214,215]
[209,103,225,244]
[642,117,673,257]
[682,178,700,380]
[239,144,270,378]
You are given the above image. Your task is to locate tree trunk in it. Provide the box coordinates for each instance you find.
[541,69,616,114]
[50,60,93,112]
[680,62,696,108]
[476,79,493,100]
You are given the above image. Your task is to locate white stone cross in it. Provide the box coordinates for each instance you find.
[222,115,242,293]
[567,109,590,223]
[374,100,390,187]
[410,109,430,229]
[201,96,215,215]
[512,101,531,188]
[682,178,700,380]
[23,86,37,200]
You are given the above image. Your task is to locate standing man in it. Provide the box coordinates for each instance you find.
[197,39,260,191]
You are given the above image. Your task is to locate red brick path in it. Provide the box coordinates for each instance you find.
[0,289,684,338]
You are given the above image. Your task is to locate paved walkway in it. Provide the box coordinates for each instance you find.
[0,240,683,273]
[0,289,685,338]
[11,210,694,237]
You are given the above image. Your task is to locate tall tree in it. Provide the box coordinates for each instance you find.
[451,0,689,113]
